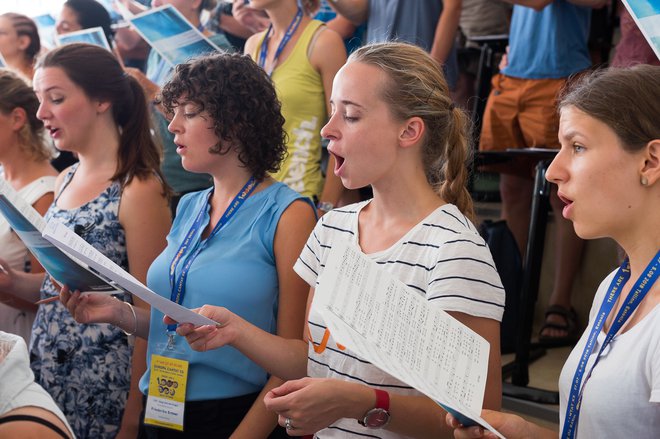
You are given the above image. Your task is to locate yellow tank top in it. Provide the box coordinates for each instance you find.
[253,20,327,200]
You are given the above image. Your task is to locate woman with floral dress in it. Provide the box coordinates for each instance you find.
[0,43,171,439]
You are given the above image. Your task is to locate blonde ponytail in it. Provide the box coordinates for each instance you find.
[350,42,475,220]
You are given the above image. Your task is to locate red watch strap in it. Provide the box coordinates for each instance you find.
[374,389,390,411]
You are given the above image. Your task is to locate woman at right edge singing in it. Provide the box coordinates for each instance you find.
[449,65,660,439]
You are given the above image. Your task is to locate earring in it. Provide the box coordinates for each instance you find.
[641,175,649,186]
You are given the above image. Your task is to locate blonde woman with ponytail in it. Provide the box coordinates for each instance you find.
[171,42,505,438]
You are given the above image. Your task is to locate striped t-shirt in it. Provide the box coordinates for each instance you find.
[294,200,505,438]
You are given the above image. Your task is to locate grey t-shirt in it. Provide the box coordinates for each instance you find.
[366,0,458,88]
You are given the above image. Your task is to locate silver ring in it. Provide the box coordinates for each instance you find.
[285,417,293,430]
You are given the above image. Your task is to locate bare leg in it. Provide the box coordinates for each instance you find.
[499,174,533,255]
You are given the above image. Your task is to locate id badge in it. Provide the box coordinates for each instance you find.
[144,354,189,431]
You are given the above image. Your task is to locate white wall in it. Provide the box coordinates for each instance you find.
[0,1,66,17]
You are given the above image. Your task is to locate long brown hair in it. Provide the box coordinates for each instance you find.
[36,43,168,194]
[349,42,475,220]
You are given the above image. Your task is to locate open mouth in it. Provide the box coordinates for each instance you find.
[46,126,60,138]
[174,142,186,153]
[557,192,574,218]
[329,150,345,175]
[557,192,573,206]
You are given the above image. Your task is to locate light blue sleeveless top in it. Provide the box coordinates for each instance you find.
[140,182,313,400]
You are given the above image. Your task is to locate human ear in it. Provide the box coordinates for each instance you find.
[640,139,660,186]
[398,116,425,149]
[96,100,112,114]
[17,35,30,52]
[9,107,28,132]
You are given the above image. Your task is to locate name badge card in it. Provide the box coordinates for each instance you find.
[144,355,189,431]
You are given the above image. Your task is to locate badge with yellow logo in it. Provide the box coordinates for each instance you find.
[144,355,189,431]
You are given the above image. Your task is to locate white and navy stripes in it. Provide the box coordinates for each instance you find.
[294,200,505,439]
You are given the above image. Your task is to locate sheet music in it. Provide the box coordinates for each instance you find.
[32,14,57,49]
[622,0,660,61]
[127,5,223,67]
[0,178,117,292]
[315,242,504,438]
[43,220,218,327]
[56,26,112,51]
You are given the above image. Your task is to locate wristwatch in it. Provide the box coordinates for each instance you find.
[358,389,390,429]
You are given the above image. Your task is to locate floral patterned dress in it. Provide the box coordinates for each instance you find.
[29,164,133,439]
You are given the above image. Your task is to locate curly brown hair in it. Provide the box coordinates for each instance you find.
[160,52,287,181]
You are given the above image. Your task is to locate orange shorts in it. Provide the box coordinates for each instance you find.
[480,74,566,151]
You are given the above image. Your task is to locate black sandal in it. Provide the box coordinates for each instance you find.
[538,304,580,347]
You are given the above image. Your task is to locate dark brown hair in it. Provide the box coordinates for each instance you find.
[1,13,41,62]
[160,52,287,181]
[559,65,660,152]
[349,42,475,220]
[63,0,113,44]
[36,43,168,192]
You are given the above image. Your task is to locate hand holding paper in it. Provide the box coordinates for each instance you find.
[165,305,239,351]
[59,285,125,326]
[42,220,217,327]
[314,242,504,438]
[448,409,540,439]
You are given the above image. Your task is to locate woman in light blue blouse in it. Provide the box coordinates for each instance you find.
[61,51,316,438]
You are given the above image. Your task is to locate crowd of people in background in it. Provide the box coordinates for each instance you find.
[0,1,658,438]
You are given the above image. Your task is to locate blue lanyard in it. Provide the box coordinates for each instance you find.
[165,177,259,347]
[258,8,303,76]
[562,249,660,438]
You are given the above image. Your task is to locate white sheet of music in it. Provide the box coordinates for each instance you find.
[42,220,218,327]
[314,242,503,438]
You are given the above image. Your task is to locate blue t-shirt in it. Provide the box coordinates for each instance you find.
[139,182,313,400]
[503,1,592,79]
[366,0,458,88]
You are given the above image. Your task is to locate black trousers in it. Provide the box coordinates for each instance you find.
[138,393,290,439]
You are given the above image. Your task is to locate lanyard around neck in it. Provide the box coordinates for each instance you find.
[258,8,303,76]
[562,249,660,438]
[166,177,259,337]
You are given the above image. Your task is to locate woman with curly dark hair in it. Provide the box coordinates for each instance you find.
[60,51,317,438]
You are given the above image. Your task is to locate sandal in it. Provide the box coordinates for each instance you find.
[538,304,580,347]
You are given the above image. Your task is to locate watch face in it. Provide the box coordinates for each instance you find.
[364,408,390,428]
